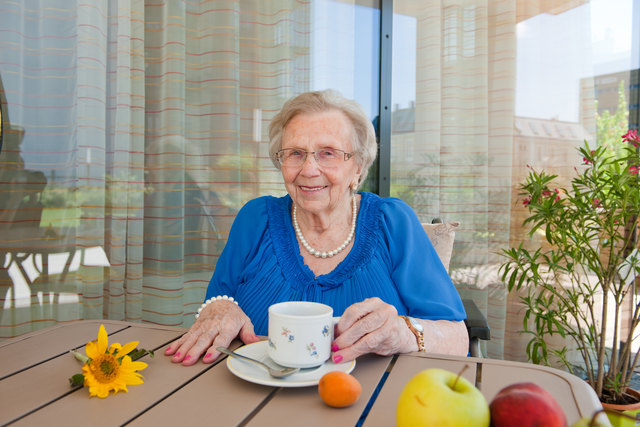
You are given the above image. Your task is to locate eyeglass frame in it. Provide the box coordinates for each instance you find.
[274,147,354,168]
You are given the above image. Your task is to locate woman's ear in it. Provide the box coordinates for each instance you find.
[353,162,362,188]
[353,163,363,189]
[350,175,361,191]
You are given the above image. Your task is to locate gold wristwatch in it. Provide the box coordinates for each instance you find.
[401,315,425,352]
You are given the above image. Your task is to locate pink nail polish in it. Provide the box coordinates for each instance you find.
[333,354,343,363]
[184,355,191,361]
[331,344,339,352]
[175,352,181,358]
[205,353,212,360]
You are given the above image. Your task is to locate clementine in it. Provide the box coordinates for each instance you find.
[318,371,362,408]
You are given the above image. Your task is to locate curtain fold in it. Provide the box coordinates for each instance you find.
[391,0,516,359]
[0,0,309,337]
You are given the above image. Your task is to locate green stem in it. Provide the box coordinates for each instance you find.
[70,349,90,364]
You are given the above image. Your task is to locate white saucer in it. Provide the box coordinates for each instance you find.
[225,340,355,388]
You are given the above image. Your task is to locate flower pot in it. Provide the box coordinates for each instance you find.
[602,388,640,427]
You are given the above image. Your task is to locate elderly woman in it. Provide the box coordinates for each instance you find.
[165,90,468,366]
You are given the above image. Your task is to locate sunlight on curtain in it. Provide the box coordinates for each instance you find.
[0,0,311,337]
[0,0,379,339]
[141,0,310,327]
[391,0,517,359]
[390,0,635,361]
[0,0,146,337]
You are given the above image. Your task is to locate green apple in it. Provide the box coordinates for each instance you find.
[570,411,610,427]
[396,367,490,427]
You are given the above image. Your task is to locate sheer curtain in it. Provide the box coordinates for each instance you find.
[0,0,307,337]
[390,0,517,359]
[389,0,615,361]
[0,0,148,336]
[140,0,308,326]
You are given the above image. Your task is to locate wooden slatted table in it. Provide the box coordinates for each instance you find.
[0,320,606,426]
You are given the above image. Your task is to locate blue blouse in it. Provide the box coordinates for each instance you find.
[205,192,466,335]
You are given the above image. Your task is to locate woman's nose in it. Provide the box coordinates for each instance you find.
[299,153,321,173]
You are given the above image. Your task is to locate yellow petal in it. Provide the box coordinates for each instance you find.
[121,357,148,371]
[97,324,108,354]
[113,384,129,394]
[114,341,139,358]
[83,371,113,399]
[130,361,148,371]
[120,375,144,386]
[85,340,100,359]
[89,384,111,399]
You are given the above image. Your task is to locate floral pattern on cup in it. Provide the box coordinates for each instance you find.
[268,301,334,368]
[281,327,294,342]
[268,338,277,350]
[322,324,330,337]
[306,342,318,358]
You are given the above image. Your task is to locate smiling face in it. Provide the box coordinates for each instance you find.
[280,109,362,218]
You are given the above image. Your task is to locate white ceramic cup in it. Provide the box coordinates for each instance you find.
[267,301,334,368]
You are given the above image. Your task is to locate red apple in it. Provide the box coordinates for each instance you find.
[489,382,567,427]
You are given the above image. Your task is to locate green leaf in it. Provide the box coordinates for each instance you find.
[69,373,84,387]
[127,348,155,361]
[498,123,640,399]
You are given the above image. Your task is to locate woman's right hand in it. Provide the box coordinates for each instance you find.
[164,300,260,366]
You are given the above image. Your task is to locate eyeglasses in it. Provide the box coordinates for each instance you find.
[275,148,353,168]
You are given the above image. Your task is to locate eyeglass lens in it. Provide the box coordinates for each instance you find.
[278,148,349,166]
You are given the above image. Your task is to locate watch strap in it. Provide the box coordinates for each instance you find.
[400,315,425,352]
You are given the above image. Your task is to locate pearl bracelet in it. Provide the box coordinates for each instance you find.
[195,295,238,319]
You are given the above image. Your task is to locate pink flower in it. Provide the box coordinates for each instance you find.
[631,165,639,175]
[583,151,595,165]
[540,190,561,202]
[523,196,531,206]
[592,198,601,208]
[622,129,639,147]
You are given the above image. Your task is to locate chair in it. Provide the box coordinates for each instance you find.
[422,219,490,357]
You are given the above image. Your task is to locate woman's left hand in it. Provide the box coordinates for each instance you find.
[331,297,416,363]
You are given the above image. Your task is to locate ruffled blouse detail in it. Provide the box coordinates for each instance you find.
[267,193,382,292]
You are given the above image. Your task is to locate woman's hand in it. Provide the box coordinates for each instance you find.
[164,300,260,366]
[332,297,470,362]
[331,297,416,363]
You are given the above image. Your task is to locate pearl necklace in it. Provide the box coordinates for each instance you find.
[293,195,357,258]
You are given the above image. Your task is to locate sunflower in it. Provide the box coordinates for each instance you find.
[81,324,148,398]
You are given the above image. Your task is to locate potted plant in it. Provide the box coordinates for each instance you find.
[499,130,640,408]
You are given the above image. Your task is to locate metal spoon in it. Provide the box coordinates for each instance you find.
[217,346,300,378]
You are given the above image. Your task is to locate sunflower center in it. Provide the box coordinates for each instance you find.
[90,354,120,383]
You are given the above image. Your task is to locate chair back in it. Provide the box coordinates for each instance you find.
[421,220,490,357]
[421,221,459,272]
